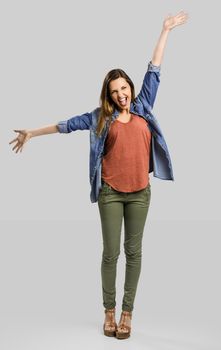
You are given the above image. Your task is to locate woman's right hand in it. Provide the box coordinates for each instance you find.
[9,129,33,153]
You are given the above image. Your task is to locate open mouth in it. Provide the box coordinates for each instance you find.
[118,97,127,106]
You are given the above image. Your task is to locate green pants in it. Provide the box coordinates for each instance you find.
[98,180,151,312]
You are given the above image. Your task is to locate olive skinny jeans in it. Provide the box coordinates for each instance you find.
[98,180,151,312]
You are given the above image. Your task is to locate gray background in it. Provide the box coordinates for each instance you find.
[1,0,220,349]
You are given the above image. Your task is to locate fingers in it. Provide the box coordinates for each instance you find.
[9,130,23,145]
[177,16,188,25]
[11,137,30,153]
[173,11,188,27]
[176,11,189,19]
[11,138,24,153]
[9,137,18,145]
[176,10,187,16]
[164,11,188,30]
[13,141,25,153]
[12,141,19,151]
[10,129,28,153]
[15,144,22,153]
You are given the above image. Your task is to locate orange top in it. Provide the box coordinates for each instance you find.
[101,114,151,192]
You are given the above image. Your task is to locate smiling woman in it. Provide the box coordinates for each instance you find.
[109,78,131,109]
[9,10,189,340]
[96,68,136,137]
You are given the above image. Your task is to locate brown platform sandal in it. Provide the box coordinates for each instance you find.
[103,308,117,337]
[116,310,132,339]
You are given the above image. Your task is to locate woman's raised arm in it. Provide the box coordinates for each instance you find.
[136,11,189,112]
[151,11,189,66]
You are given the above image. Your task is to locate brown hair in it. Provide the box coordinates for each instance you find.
[96,68,135,137]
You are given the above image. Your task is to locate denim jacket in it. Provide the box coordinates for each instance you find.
[57,61,174,203]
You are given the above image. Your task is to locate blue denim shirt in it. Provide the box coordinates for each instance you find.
[57,61,174,203]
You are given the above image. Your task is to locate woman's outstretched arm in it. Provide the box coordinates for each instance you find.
[9,109,93,153]
[136,10,188,112]
[9,125,59,153]
[151,11,189,66]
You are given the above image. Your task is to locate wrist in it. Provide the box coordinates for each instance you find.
[161,27,170,34]
[28,129,35,138]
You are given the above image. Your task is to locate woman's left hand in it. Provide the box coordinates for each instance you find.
[163,11,189,31]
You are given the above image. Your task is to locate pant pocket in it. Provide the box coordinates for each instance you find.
[101,181,112,194]
[144,183,151,193]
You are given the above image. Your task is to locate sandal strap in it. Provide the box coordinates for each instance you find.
[121,310,132,318]
[104,308,116,329]
[117,323,131,331]
[105,308,115,314]
[117,311,132,333]
[104,321,117,327]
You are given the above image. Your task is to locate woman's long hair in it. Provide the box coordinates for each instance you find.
[96,69,135,137]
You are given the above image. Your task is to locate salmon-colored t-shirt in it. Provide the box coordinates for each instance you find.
[101,114,151,192]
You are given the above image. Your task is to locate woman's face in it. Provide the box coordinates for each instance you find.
[109,77,132,111]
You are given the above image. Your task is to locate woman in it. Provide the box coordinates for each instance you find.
[9,11,188,339]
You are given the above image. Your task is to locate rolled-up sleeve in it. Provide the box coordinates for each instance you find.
[57,120,69,133]
[57,111,92,133]
[147,61,161,73]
